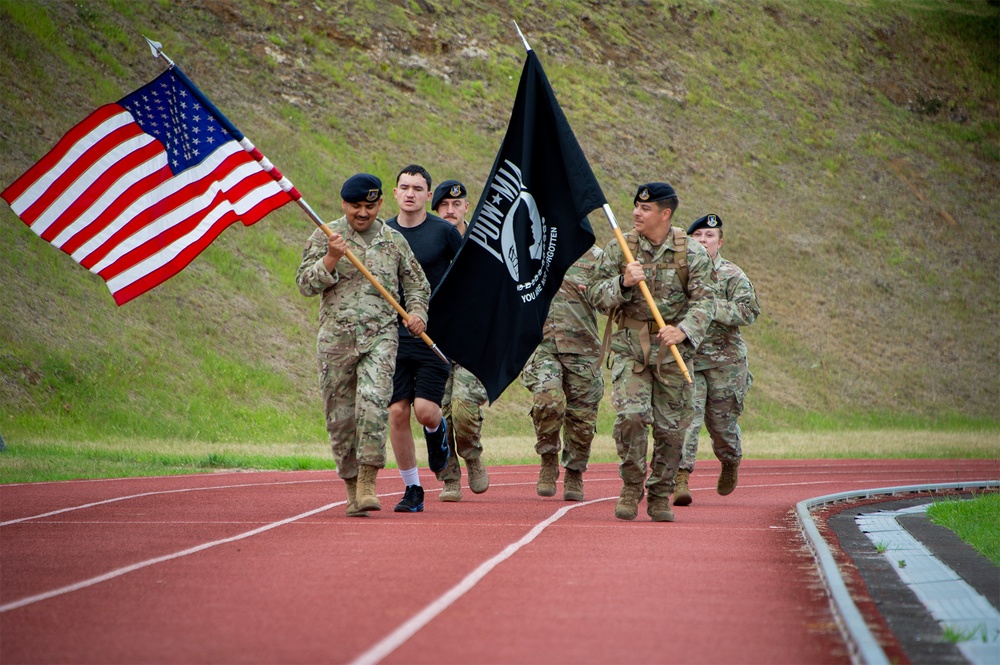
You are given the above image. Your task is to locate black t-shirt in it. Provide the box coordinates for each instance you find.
[386,213,463,291]
[387,213,463,334]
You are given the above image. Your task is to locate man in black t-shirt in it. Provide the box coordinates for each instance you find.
[386,164,463,513]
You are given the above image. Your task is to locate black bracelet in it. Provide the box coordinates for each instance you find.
[619,274,626,289]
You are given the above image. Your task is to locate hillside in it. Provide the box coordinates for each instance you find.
[1,0,998,449]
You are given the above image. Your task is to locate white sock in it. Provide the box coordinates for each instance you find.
[400,466,421,487]
[424,421,440,434]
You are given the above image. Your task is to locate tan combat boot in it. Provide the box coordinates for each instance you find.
[718,461,739,496]
[344,477,368,517]
[466,457,490,494]
[536,453,559,497]
[439,455,462,502]
[614,482,644,520]
[356,464,381,512]
[439,478,462,502]
[673,469,693,506]
[563,469,584,501]
[647,495,675,522]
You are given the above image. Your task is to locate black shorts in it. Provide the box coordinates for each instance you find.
[390,335,452,406]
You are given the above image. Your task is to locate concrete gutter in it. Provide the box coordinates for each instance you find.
[795,480,1000,665]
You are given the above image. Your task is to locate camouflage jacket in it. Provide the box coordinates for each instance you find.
[693,253,760,371]
[541,246,604,356]
[587,227,718,364]
[296,217,430,353]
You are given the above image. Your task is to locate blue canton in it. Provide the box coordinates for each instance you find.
[118,70,231,176]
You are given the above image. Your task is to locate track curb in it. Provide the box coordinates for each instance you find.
[795,479,1000,665]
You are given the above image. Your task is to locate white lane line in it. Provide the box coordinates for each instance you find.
[0,479,331,526]
[348,496,615,665]
[0,500,343,613]
[857,504,1000,665]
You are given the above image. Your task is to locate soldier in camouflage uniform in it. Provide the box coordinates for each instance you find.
[587,182,718,522]
[674,213,759,506]
[296,173,430,517]
[432,179,490,502]
[521,245,605,501]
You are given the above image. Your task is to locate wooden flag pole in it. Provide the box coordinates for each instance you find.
[144,36,448,364]
[602,204,693,384]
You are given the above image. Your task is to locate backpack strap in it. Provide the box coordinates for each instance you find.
[669,227,688,295]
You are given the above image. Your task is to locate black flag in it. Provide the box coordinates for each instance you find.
[428,50,606,402]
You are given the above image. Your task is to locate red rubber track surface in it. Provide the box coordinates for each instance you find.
[1,459,996,664]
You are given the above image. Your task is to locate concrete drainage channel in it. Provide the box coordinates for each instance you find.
[796,481,1000,665]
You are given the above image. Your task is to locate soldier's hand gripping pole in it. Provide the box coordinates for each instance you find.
[298,199,449,364]
[602,204,693,384]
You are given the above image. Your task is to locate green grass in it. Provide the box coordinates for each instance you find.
[927,493,1000,565]
[1,0,998,482]
[941,623,993,645]
[2,429,996,485]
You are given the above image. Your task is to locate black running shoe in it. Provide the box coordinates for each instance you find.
[394,485,424,513]
[425,419,450,473]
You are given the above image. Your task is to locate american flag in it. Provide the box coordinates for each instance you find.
[2,68,292,305]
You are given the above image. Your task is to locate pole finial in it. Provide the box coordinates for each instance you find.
[513,21,532,52]
[143,35,175,67]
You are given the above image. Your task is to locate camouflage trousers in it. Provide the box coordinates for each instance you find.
[318,337,398,480]
[437,363,489,482]
[680,359,752,471]
[610,351,695,498]
[522,341,604,472]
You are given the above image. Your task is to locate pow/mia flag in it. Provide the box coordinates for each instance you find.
[428,50,605,402]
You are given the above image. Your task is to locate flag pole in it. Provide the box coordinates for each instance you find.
[143,37,448,364]
[508,26,691,383]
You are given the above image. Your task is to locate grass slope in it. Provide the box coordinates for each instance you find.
[1,0,997,478]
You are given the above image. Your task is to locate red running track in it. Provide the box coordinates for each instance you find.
[1,458,997,664]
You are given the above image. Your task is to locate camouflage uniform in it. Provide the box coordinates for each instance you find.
[521,246,605,472]
[437,363,489,481]
[587,228,718,499]
[681,253,759,471]
[296,217,429,480]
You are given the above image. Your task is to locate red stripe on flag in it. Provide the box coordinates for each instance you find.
[109,188,290,306]
[94,166,279,281]
[58,164,173,256]
[17,122,145,228]
[39,137,164,243]
[109,209,241,306]
[79,150,255,271]
[0,104,124,206]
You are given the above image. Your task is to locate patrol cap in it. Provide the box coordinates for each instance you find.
[340,173,382,203]
[687,213,723,235]
[432,179,467,211]
[634,182,677,205]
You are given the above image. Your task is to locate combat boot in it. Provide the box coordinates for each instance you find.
[439,478,462,502]
[356,464,381,512]
[466,457,490,494]
[563,469,584,501]
[673,469,693,506]
[614,482,644,521]
[344,477,368,517]
[536,453,559,497]
[718,460,740,496]
[647,495,675,522]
